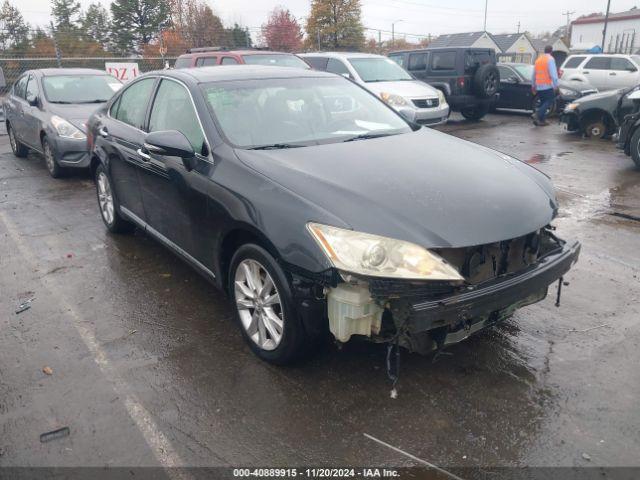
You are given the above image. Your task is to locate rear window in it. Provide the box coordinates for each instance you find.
[584,57,611,70]
[305,57,329,70]
[431,52,456,71]
[174,57,192,69]
[563,56,585,69]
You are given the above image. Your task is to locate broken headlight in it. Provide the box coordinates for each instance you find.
[51,115,86,140]
[307,223,464,281]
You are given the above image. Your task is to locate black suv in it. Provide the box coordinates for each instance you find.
[389,48,499,120]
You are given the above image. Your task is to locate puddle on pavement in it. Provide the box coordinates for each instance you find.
[526,151,572,164]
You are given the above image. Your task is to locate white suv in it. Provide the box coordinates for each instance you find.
[561,54,640,91]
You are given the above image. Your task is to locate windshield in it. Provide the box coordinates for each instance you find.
[242,54,310,69]
[513,64,534,79]
[348,57,413,82]
[43,75,122,103]
[202,77,412,149]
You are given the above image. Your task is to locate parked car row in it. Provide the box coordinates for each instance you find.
[3,54,581,365]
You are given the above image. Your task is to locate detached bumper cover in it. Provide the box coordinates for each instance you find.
[408,240,581,332]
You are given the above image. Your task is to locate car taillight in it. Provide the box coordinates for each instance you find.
[457,77,465,88]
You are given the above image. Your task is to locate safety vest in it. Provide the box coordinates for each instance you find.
[534,55,552,87]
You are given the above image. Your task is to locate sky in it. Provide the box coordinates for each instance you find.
[17,0,640,42]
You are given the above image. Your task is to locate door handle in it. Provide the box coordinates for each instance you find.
[583,71,590,74]
[610,72,617,76]
[98,126,109,137]
[136,148,151,161]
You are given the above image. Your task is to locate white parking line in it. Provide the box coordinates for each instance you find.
[363,433,465,480]
[0,211,189,476]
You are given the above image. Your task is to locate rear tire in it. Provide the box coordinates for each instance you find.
[42,136,64,178]
[94,163,135,234]
[630,128,640,168]
[461,104,490,121]
[229,244,307,365]
[8,123,29,158]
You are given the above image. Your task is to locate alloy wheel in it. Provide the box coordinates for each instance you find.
[44,142,56,173]
[234,259,284,351]
[97,171,115,225]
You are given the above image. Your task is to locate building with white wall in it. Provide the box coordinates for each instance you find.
[571,8,640,53]
[493,33,537,63]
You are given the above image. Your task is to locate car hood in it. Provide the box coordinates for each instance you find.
[363,80,439,99]
[574,89,622,105]
[47,103,107,132]
[235,128,557,248]
[559,79,597,94]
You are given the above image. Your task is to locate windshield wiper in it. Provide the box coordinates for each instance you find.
[49,100,73,104]
[77,99,108,104]
[342,132,396,142]
[248,143,305,150]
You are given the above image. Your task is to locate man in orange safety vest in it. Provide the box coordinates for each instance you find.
[531,45,559,126]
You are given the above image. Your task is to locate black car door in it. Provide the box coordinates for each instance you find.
[137,77,214,268]
[100,77,157,223]
[497,66,523,109]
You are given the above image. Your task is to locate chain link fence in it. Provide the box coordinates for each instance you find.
[0,56,178,95]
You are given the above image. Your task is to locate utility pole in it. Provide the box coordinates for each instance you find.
[378,30,382,52]
[602,0,612,52]
[391,19,402,49]
[483,0,488,31]
[50,21,61,68]
[563,10,575,45]
[517,21,521,33]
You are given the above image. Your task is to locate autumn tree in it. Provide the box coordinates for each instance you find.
[170,0,226,49]
[110,0,171,54]
[305,0,365,51]
[261,7,303,52]
[0,0,30,51]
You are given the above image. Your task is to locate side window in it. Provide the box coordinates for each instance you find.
[611,57,636,71]
[221,57,239,65]
[326,58,351,77]
[197,56,218,67]
[305,57,329,70]
[388,54,404,67]
[109,95,122,118]
[149,79,206,155]
[431,52,456,71]
[408,53,427,71]
[584,57,611,70]
[25,75,39,102]
[114,78,155,130]
[13,75,28,98]
[564,56,585,69]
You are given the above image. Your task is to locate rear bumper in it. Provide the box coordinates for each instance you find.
[407,239,581,333]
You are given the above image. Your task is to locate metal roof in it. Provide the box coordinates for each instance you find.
[429,31,487,48]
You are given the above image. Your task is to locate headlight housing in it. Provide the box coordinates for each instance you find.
[559,88,574,97]
[307,223,464,281]
[51,115,86,140]
[436,89,446,104]
[380,92,408,108]
[564,103,579,111]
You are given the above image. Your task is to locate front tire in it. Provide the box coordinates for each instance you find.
[42,136,64,178]
[95,163,135,234]
[8,123,29,158]
[229,244,306,365]
[630,128,640,168]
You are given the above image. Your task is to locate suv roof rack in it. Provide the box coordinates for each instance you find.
[186,46,228,53]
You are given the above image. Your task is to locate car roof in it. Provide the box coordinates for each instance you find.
[36,68,112,76]
[178,50,295,58]
[146,65,336,83]
[299,52,387,60]
[389,47,493,54]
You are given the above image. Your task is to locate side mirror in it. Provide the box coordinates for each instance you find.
[144,130,196,170]
[27,94,38,107]
[506,76,520,84]
[627,66,638,72]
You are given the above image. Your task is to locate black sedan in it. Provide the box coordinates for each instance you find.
[87,66,580,364]
[496,63,597,114]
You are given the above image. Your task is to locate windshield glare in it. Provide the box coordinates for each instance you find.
[202,77,412,148]
[348,57,413,82]
[43,75,122,103]
[513,64,534,79]
[242,54,310,69]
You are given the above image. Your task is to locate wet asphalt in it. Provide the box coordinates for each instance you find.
[0,112,639,473]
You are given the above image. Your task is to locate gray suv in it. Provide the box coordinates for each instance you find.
[4,68,122,177]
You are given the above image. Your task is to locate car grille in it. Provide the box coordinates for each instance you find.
[412,98,439,108]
